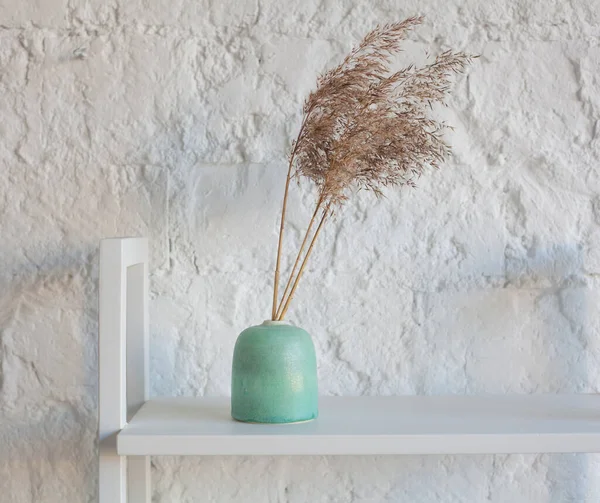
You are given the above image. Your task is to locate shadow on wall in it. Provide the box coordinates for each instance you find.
[0,244,99,500]
[505,242,591,392]
[536,243,590,503]
[0,237,595,501]
[504,241,591,502]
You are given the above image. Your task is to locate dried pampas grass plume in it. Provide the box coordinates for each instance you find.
[272,16,475,320]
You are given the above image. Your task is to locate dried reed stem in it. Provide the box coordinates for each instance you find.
[275,198,323,319]
[277,203,331,321]
[271,113,314,320]
[272,158,293,320]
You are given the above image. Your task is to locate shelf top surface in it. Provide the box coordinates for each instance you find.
[116,395,600,456]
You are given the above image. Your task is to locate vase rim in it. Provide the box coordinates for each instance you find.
[262,320,290,326]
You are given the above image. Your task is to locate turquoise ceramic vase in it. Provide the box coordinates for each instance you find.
[231,321,318,423]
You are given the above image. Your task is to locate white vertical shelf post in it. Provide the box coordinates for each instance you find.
[99,238,150,503]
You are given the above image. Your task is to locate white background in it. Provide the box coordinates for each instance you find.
[1,0,600,501]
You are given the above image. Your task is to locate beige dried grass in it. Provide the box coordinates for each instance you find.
[271,17,475,320]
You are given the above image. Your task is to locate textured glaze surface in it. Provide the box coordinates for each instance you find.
[231,322,318,423]
[2,0,600,501]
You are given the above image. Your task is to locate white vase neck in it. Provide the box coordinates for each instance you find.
[262,320,290,326]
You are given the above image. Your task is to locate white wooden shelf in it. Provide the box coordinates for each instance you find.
[117,395,600,456]
[98,238,600,503]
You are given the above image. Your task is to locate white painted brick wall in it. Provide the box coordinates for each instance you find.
[1,0,600,501]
